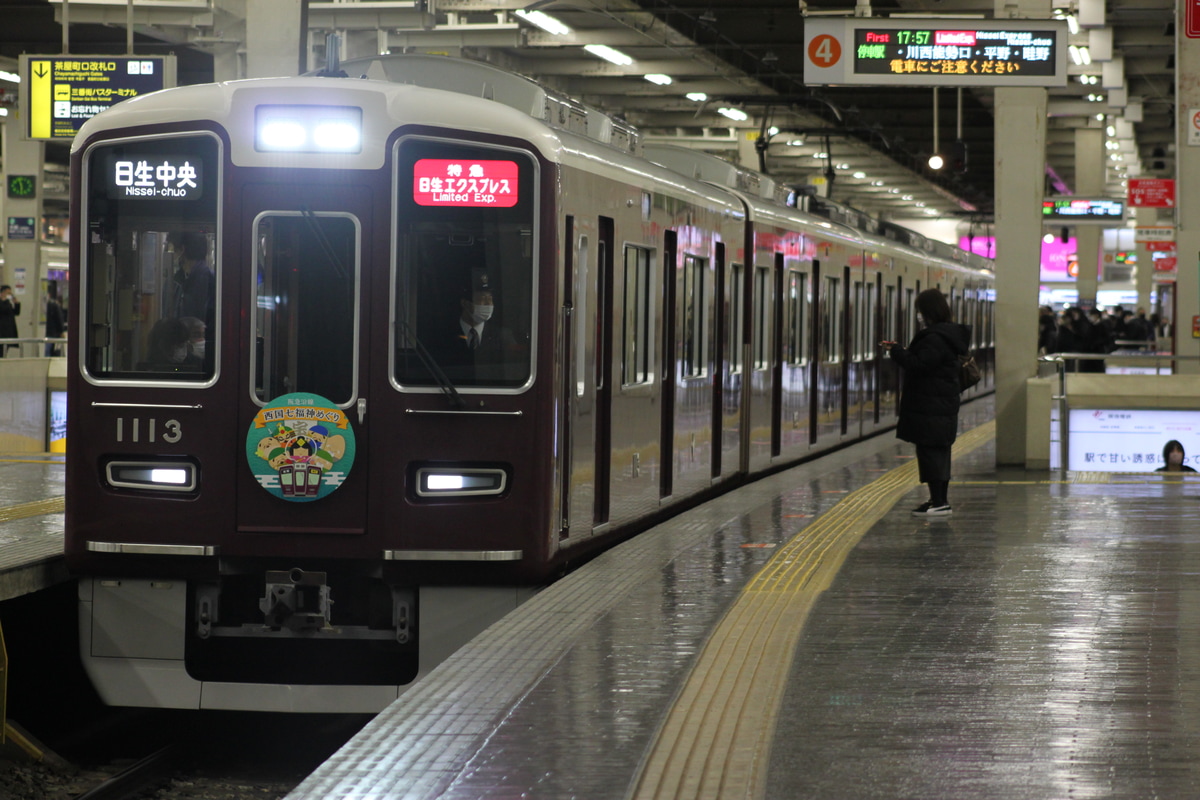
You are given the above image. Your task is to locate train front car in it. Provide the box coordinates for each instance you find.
[65,75,555,712]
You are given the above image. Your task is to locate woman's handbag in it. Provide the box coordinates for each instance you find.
[959,353,981,391]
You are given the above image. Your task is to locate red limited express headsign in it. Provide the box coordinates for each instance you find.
[413,159,519,207]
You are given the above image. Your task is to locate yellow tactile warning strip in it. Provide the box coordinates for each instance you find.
[0,497,65,524]
[630,420,996,800]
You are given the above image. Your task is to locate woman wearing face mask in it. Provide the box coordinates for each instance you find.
[1156,440,1197,473]
[879,288,972,517]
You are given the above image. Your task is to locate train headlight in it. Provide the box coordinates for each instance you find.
[105,460,197,493]
[254,105,362,154]
[416,467,507,498]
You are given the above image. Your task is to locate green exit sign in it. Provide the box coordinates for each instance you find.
[7,175,35,199]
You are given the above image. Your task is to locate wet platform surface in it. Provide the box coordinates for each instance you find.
[290,394,1200,800]
[0,454,66,602]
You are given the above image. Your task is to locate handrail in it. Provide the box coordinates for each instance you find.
[0,337,69,358]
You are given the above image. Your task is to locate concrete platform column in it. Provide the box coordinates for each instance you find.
[0,122,44,346]
[1176,9,1200,371]
[1073,127,1104,307]
[993,87,1047,466]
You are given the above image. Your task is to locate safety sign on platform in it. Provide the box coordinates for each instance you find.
[1127,178,1175,208]
[19,55,176,141]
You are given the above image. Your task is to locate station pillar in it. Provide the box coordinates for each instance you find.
[1176,10,1200,372]
[1134,206,1156,319]
[0,118,45,347]
[993,86,1047,465]
[1073,127,1104,307]
[246,0,304,78]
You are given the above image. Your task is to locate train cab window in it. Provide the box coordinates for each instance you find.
[752,266,770,370]
[786,271,808,366]
[252,213,359,405]
[81,133,219,382]
[682,255,707,379]
[393,139,536,391]
[622,246,654,386]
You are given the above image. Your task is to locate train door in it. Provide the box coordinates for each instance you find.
[236,181,371,535]
[560,218,609,541]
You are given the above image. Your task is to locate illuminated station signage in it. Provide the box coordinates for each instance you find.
[1041,197,1125,223]
[20,55,176,140]
[412,159,520,208]
[805,19,1067,87]
[105,155,203,201]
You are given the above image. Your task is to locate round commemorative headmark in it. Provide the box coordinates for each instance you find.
[246,392,357,502]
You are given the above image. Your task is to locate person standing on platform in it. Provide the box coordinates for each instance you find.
[44,283,65,356]
[0,284,20,357]
[880,288,971,517]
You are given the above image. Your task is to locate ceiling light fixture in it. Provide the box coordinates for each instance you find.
[717,107,748,121]
[584,44,633,66]
[644,73,673,85]
[514,9,572,36]
[928,86,944,170]
[0,70,19,83]
[686,92,708,102]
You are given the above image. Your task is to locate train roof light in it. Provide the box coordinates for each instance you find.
[255,105,362,154]
[313,120,360,151]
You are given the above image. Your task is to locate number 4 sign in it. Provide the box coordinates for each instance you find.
[807,34,843,69]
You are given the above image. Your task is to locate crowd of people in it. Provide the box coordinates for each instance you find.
[1038,305,1165,370]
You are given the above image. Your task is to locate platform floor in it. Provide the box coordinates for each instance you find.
[0,453,66,602]
[289,395,1200,800]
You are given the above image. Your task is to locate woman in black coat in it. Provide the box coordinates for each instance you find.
[880,288,971,517]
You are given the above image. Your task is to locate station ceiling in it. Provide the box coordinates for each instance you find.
[0,0,1177,226]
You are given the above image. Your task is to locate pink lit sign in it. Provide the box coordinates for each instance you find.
[413,159,519,207]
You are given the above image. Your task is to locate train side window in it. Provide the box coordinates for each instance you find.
[392,138,536,391]
[852,280,864,360]
[682,254,707,379]
[252,213,359,405]
[884,286,896,344]
[576,235,590,397]
[863,280,877,360]
[787,271,807,366]
[729,264,743,374]
[752,266,770,370]
[81,133,220,382]
[622,245,654,386]
[821,276,841,363]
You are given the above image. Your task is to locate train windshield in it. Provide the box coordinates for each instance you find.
[393,139,536,391]
[252,212,359,405]
[81,133,219,382]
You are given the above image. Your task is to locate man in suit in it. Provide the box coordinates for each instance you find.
[435,271,515,366]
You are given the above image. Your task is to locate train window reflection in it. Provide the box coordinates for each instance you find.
[252,213,359,405]
[394,140,535,391]
[82,134,219,382]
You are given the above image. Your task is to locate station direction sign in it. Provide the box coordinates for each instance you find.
[1135,226,1175,242]
[805,18,1067,87]
[19,55,176,141]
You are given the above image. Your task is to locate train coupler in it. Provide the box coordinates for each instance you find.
[260,569,332,631]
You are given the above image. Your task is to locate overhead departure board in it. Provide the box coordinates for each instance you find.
[20,55,176,140]
[1041,197,1125,223]
[805,19,1067,87]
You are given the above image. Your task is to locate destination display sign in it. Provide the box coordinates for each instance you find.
[21,54,176,141]
[1041,197,1125,223]
[805,18,1066,87]
[412,159,519,208]
[105,154,203,201]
